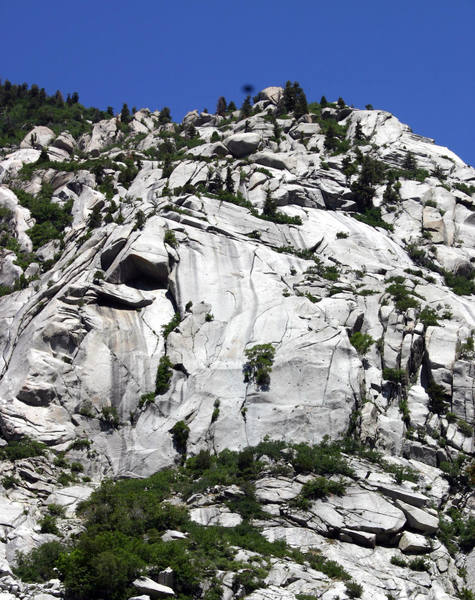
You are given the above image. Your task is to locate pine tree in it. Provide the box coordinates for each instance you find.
[159,107,171,124]
[120,103,131,124]
[263,190,277,216]
[354,122,365,142]
[227,101,237,112]
[294,85,308,119]
[225,167,234,193]
[240,96,252,119]
[320,95,328,108]
[402,151,417,171]
[337,97,346,108]
[216,96,227,116]
[71,92,79,104]
[107,106,114,116]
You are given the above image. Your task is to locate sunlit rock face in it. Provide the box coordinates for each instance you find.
[0,87,473,599]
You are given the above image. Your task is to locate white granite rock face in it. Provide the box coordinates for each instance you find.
[0,87,473,600]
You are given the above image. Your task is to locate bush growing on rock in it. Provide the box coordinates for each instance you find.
[243,343,276,389]
[170,420,190,456]
[349,331,374,355]
[155,355,173,395]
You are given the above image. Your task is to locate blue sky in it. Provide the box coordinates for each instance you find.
[1,0,474,165]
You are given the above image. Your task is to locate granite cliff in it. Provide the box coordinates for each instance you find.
[0,84,473,600]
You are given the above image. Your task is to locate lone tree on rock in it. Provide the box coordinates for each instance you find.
[159,106,172,124]
[216,96,227,116]
[120,103,131,123]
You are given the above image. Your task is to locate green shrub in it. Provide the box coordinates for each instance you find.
[0,437,46,461]
[292,476,346,509]
[39,514,59,535]
[162,313,181,339]
[243,344,275,389]
[170,420,190,456]
[67,438,91,452]
[349,331,374,355]
[383,368,406,384]
[346,581,363,598]
[336,231,348,239]
[390,555,407,568]
[444,270,475,296]
[418,307,439,327]
[408,557,430,572]
[458,420,473,437]
[2,475,18,489]
[138,392,155,408]
[155,356,173,395]
[427,380,447,414]
[100,406,120,429]
[164,229,178,248]
[14,541,67,583]
[47,503,66,517]
[354,207,393,231]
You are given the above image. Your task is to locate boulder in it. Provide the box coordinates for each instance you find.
[395,500,439,533]
[224,133,261,158]
[20,126,55,149]
[189,506,242,527]
[132,576,174,598]
[398,531,431,554]
[52,131,76,154]
[258,86,283,104]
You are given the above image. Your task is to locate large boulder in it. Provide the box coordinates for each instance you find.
[258,86,284,105]
[224,133,261,158]
[20,126,55,149]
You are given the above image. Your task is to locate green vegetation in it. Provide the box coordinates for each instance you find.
[100,406,120,429]
[354,207,393,231]
[444,270,475,296]
[0,437,46,461]
[14,440,355,599]
[292,476,346,510]
[346,581,363,598]
[382,368,406,384]
[164,229,178,247]
[155,355,173,395]
[170,420,190,457]
[438,508,475,554]
[385,279,420,312]
[390,555,430,572]
[0,80,111,147]
[418,306,439,327]
[349,331,374,356]
[13,185,72,250]
[162,312,182,339]
[243,344,276,389]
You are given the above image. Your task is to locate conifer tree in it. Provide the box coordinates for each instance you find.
[159,106,172,124]
[320,95,328,107]
[120,103,131,123]
[240,96,252,119]
[216,96,227,116]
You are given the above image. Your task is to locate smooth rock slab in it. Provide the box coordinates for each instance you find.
[254,477,302,503]
[310,486,406,539]
[189,506,242,527]
[133,576,175,598]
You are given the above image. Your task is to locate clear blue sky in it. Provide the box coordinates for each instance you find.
[1,0,474,166]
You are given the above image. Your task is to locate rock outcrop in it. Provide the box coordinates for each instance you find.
[0,85,473,600]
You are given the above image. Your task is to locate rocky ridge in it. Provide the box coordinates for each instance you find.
[0,84,473,600]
